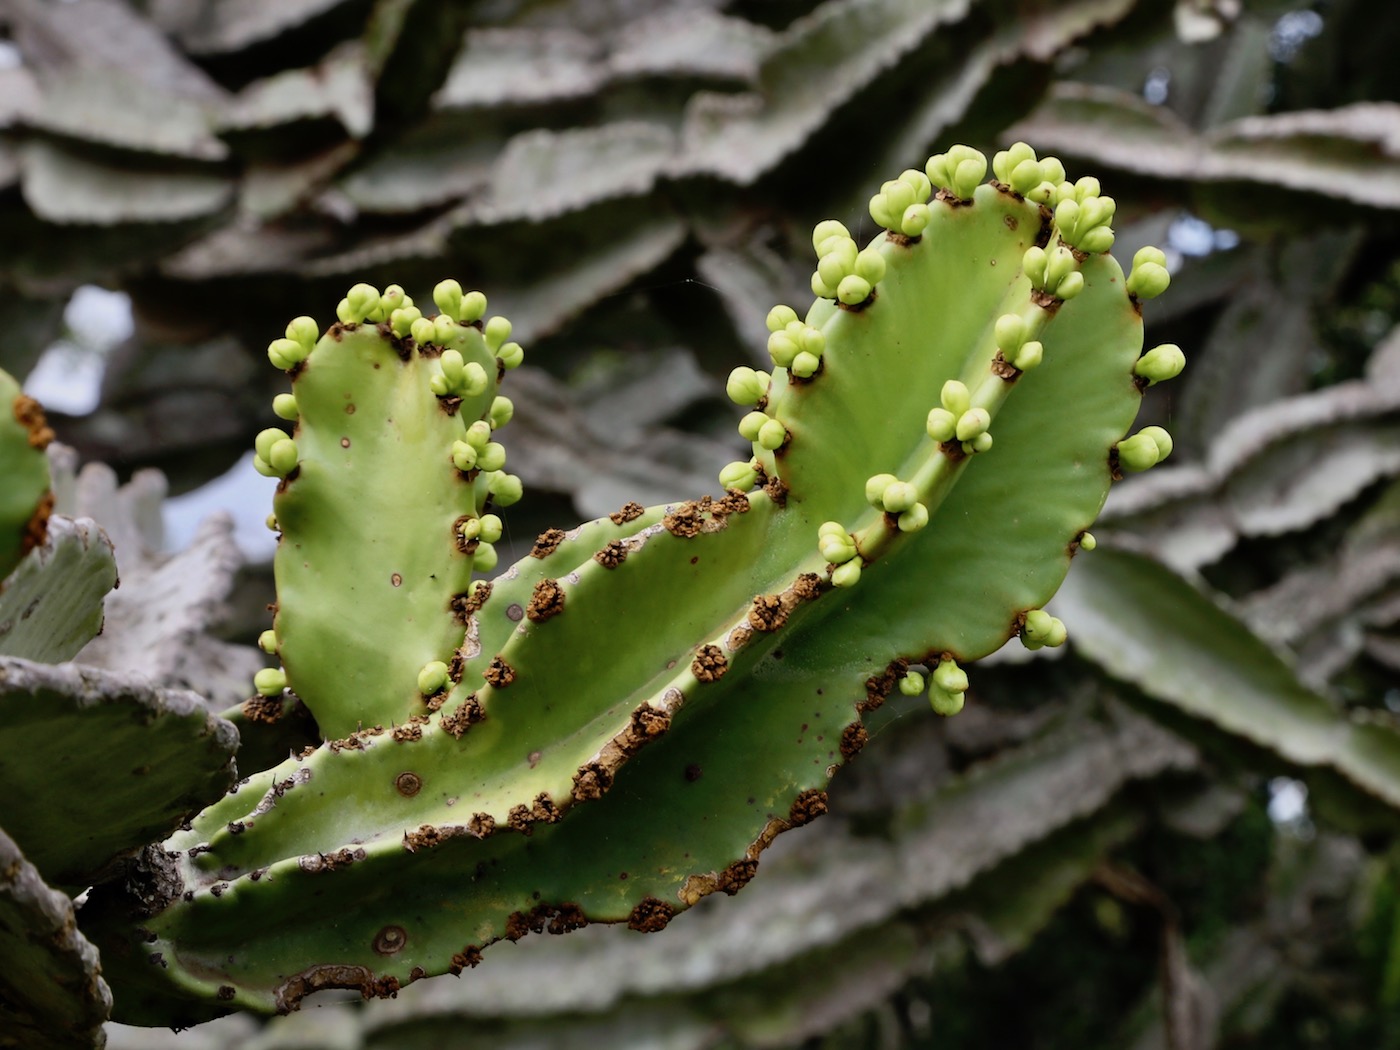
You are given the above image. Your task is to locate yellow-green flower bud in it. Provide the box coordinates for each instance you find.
[766,305,799,332]
[1127,261,1171,300]
[993,142,1037,184]
[497,341,524,369]
[390,306,422,337]
[811,219,849,253]
[929,685,964,716]
[255,428,291,462]
[854,247,886,284]
[940,380,971,415]
[440,349,465,382]
[433,314,457,344]
[817,253,848,291]
[267,338,306,371]
[865,473,898,507]
[1022,246,1048,288]
[902,202,931,236]
[433,279,464,320]
[472,542,498,573]
[477,442,507,472]
[342,283,380,324]
[489,396,514,429]
[897,502,928,532]
[265,513,278,531]
[479,514,503,543]
[995,313,1027,354]
[451,440,477,472]
[837,275,872,305]
[268,438,298,476]
[899,670,926,696]
[738,411,768,441]
[258,629,278,654]
[1134,344,1185,385]
[487,471,523,506]
[285,316,319,350]
[869,193,897,230]
[719,460,758,491]
[831,560,862,588]
[484,316,512,351]
[254,667,287,697]
[811,272,837,300]
[1077,226,1115,254]
[790,351,821,378]
[932,658,967,695]
[926,406,957,442]
[1046,246,1078,289]
[757,418,788,451]
[767,330,799,368]
[1133,246,1167,269]
[1055,271,1085,300]
[272,393,299,421]
[410,316,436,347]
[464,420,492,448]
[881,480,917,513]
[459,291,487,324]
[968,431,993,454]
[1079,531,1097,551]
[727,366,767,405]
[417,660,449,696]
[458,516,482,542]
[957,407,989,442]
[1013,340,1043,371]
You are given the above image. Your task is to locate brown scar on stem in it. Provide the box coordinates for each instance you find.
[627,896,675,933]
[610,501,645,525]
[241,692,285,724]
[392,715,429,742]
[691,644,728,682]
[526,578,565,623]
[571,762,613,801]
[840,721,869,759]
[275,963,376,1013]
[1031,289,1065,315]
[594,540,628,568]
[449,946,483,974]
[530,528,566,558]
[940,440,968,465]
[402,824,465,852]
[454,582,492,619]
[885,229,919,247]
[440,694,485,738]
[991,351,1021,381]
[935,187,975,208]
[484,656,515,688]
[859,659,908,713]
[297,847,366,873]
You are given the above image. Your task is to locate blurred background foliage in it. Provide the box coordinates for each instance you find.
[3,0,1400,1046]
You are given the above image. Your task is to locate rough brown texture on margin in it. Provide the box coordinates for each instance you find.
[991,351,1020,380]
[441,694,485,738]
[764,473,788,506]
[275,963,374,1013]
[714,492,751,516]
[840,722,869,759]
[392,715,429,742]
[506,804,532,833]
[530,528,566,558]
[531,793,561,824]
[449,946,483,974]
[402,824,463,852]
[526,578,565,623]
[691,644,728,682]
[792,572,823,603]
[859,659,908,713]
[571,763,613,801]
[789,789,829,826]
[484,656,515,688]
[663,501,704,538]
[627,896,676,933]
[466,813,496,838]
[14,394,55,448]
[594,540,627,568]
[241,692,285,724]
[630,704,671,740]
[453,583,492,620]
[717,858,759,896]
[609,501,645,525]
[748,594,787,632]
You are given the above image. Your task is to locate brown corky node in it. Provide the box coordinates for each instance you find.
[453,583,492,620]
[449,946,483,975]
[22,490,53,558]
[275,963,373,1013]
[717,858,759,896]
[506,804,532,833]
[216,986,235,1001]
[593,540,628,568]
[394,772,422,797]
[748,594,787,632]
[714,492,751,516]
[441,695,485,738]
[789,788,830,827]
[859,659,908,713]
[466,813,496,839]
[763,473,789,506]
[484,656,516,688]
[791,572,822,603]
[452,515,479,555]
[526,578,566,622]
[627,896,676,933]
[546,902,588,935]
[531,793,561,824]
[991,351,1020,381]
[504,912,532,942]
[402,824,461,852]
[530,528,566,559]
[840,721,869,759]
[571,763,613,801]
[609,501,645,525]
[369,975,401,1000]
[392,715,429,742]
[13,394,55,449]
[241,693,284,724]
[663,501,704,538]
[691,644,728,682]
[630,704,671,740]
